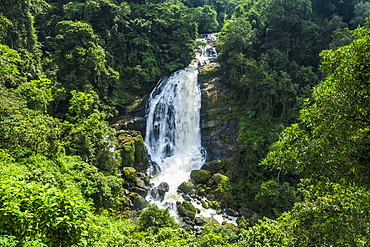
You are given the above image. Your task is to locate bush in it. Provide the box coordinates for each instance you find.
[137,205,178,233]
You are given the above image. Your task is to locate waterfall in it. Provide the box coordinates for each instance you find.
[144,34,229,222]
[145,63,205,213]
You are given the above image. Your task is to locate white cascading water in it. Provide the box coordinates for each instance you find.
[145,63,205,215]
[144,34,234,223]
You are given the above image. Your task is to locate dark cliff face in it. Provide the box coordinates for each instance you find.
[111,95,148,137]
[199,73,239,162]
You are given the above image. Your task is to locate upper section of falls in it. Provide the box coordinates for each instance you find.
[145,65,204,173]
[196,34,219,66]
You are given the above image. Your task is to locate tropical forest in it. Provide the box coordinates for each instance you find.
[0,0,369,246]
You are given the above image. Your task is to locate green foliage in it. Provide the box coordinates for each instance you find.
[0,236,19,247]
[246,21,370,246]
[1,107,64,157]
[255,180,296,218]
[0,0,45,77]
[51,20,119,107]
[0,180,89,246]
[57,156,125,211]
[1,0,369,245]
[122,167,137,179]
[0,44,24,87]
[82,211,137,246]
[137,205,178,233]
[0,13,11,40]
[63,90,120,171]
[216,0,363,218]
[108,2,197,99]
[263,24,370,186]
[14,75,53,112]
[199,223,239,247]
[66,90,98,122]
[194,5,219,33]
[243,181,370,246]
[351,2,370,27]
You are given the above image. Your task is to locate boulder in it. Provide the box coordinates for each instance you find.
[177,201,197,219]
[183,217,195,226]
[206,192,216,201]
[182,194,192,202]
[123,167,137,179]
[201,160,225,174]
[132,194,148,209]
[134,177,146,189]
[194,217,207,226]
[238,207,257,219]
[133,186,147,197]
[212,173,229,184]
[150,182,169,201]
[190,170,211,184]
[224,208,239,217]
[178,181,195,194]
[182,225,193,231]
[158,182,169,195]
[150,187,159,199]
[117,131,147,172]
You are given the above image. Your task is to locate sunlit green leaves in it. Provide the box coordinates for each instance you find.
[138,205,178,233]
[264,24,370,185]
[0,180,89,246]
[13,75,53,112]
[0,44,24,87]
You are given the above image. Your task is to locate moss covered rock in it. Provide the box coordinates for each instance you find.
[190,169,211,184]
[123,167,137,179]
[117,131,147,172]
[213,173,233,207]
[212,173,229,184]
[132,193,148,209]
[177,201,197,219]
[209,200,221,210]
[178,181,195,194]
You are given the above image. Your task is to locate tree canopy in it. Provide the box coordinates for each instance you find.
[0,0,370,245]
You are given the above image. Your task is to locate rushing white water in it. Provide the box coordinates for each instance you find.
[145,63,205,216]
[144,34,236,224]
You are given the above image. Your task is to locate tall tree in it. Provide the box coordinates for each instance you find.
[263,23,370,186]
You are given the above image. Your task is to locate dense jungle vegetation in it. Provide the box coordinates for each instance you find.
[0,0,369,245]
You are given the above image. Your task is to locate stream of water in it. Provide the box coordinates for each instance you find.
[144,35,232,223]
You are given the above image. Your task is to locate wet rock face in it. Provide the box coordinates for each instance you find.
[200,76,239,162]
[150,182,170,201]
[158,182,170,195]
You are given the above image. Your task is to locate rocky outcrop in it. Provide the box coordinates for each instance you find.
[111,95,148,135]
[190,169,211,184]
[200,75,239,162]
[116,130,147,172]
[178,181,195,194]
[150,182,170,201]
[121,167,150,210]
[177,201,197,220]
